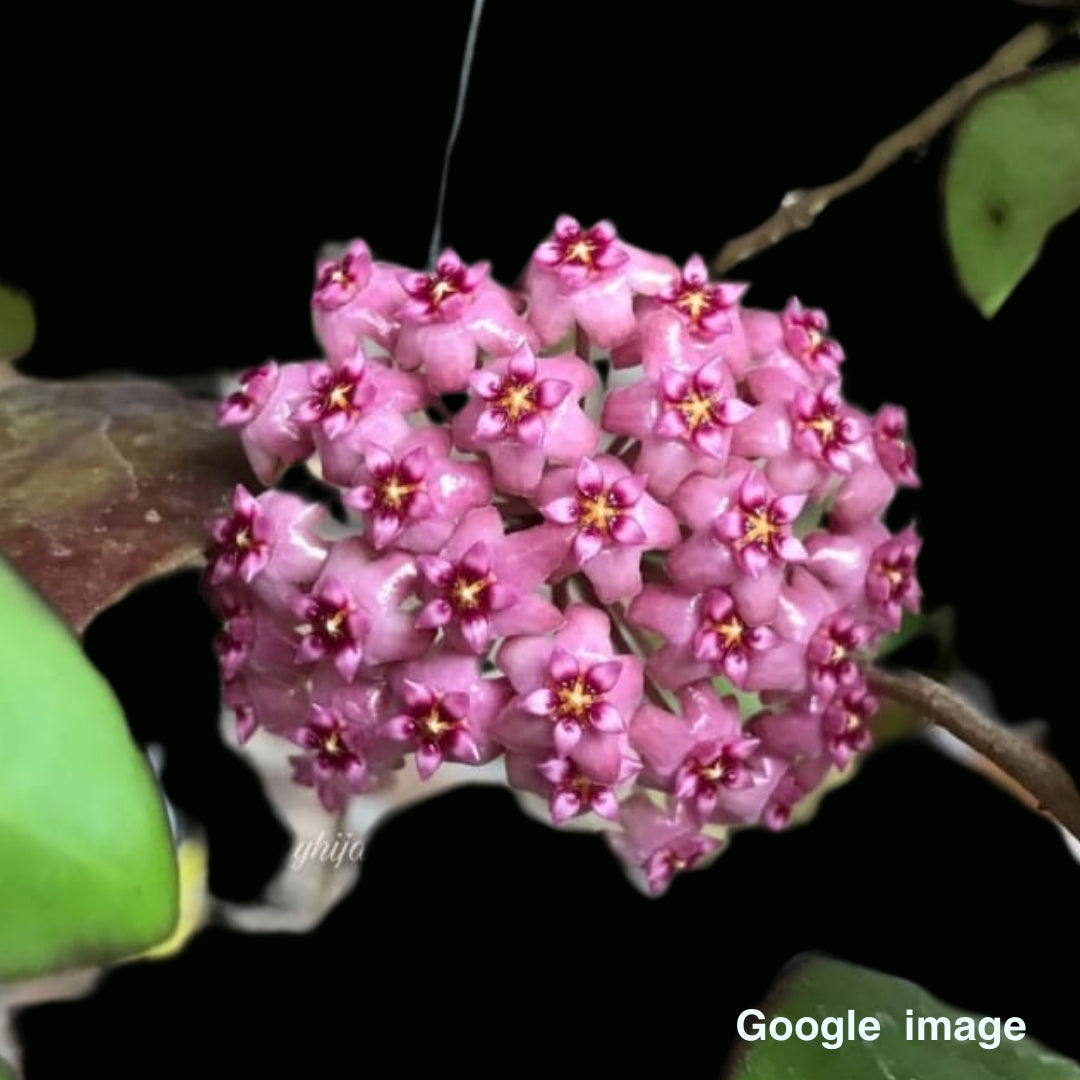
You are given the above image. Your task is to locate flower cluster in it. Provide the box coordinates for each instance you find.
[207,217,921,894]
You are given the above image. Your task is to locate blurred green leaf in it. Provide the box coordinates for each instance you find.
[725,956,1080,1079]
[0,556,178,979]
[0,1056,14,1080]
[0,281,35,364]
[945,62,1080,317]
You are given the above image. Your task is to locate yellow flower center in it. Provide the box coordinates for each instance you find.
[566,239,596,265]
[453,576,486,610]
[579,492,618,532]
[805,414,836,444]
[698,758,727,783]
[380,474,418,510]
[419,705,454,739]
[430,278,458,306]
[678,390,716,431]
[739,509,778,550]
[328,382,353,411]
[556,677,595,720]
[677,288,711,323]
[496,381,536,421]
[714,615,744,648]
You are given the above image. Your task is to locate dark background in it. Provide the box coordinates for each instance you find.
[3,2,1079,1075]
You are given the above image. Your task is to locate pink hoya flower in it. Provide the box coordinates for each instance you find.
[866,526,922,631]
[209,219,923,893]
[453,344,599,494]
[288,703,372,813]
[414,507,564,653]
[630,683,771,825]
[207,487,327,601]
[714,470,808,579]
[873,404,920,487]
[527,215,676,348]
[218,362,315,485]
[539,455,679,602]
[602,356,753,498]
[384,651,511,779]
[495,604,643,783]
[311,239,407,354]
[629,586,781,691]
[658,255,748,341]
[343,427,492,553]
[781,297,845,378]
[394,249,536,393]
[295,540,434,680]
[607,794,722,896]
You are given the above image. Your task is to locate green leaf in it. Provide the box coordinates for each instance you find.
[0,556,178,979]
[0,280,35,364]
[725,956,1080,1079]
[0,1056,14,1080]
[945,62,1080,318]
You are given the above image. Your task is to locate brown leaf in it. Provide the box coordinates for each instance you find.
[0,374,253,633]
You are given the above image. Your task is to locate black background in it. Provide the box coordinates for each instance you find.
[4,2,1079,1075]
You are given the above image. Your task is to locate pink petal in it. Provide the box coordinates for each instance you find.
[553,719,582,755]
[574,528,605,564]
[610,516,647,547]
[460,541,491,578]
[516,412,545,447]
[416,599,454,629]
[590,789,620,821]
[335,644,364,682]
[587,660,622,693]
[384,714,419,742]
[589,702,625,734]
[474,407,508,441]
[611,475,646,507]
[549,648,581,684]
[536,379,572,408]
[416,741,444,781]
[371,510,403,550]
[543,497,580,525]
[403,679,435,711]
[346,485,377,512]
[655,409,689,440]
[523,687,558,716]
[575,457,604,496]
[551,790,583,823]
[470,370,503,400]
[508,349,537,382]
[418,555,455,587]
[461,612,492,653]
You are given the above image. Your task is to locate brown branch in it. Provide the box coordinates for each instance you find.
[866,666,1080,843]
[710,19,1077,275]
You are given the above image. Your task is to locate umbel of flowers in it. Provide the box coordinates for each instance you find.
[207,217,921,895]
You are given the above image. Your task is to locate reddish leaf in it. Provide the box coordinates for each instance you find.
[0,374,253,633]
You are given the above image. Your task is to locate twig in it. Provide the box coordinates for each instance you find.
[710,19,1076,275]
[865,666,1080,843]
